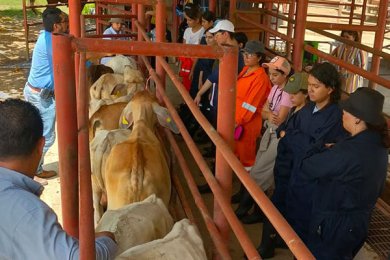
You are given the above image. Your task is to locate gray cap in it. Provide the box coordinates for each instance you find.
[242,40,265,54]
[109,18,123,24]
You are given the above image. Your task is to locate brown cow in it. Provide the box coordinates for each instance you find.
[103,90,179,210]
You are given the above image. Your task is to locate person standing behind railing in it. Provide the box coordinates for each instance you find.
[301,87,389,260]
[233,41,271,177]
[331,30,367,93]
[100,18,128,65]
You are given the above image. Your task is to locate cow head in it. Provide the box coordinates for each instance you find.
[119,90,179,134]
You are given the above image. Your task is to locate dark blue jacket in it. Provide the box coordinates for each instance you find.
[282,102,347,241]
[271,106,301,216]
[301,129,387,259]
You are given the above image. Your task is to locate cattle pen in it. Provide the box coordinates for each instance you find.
[21,0,390,259]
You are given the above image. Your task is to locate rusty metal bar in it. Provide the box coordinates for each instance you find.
[229,0,237,20]
[96,0,152,5]
[309,28,390,61]
[83,14,136,18]
[85,33,137,38]
[137,4,145,41]
[286,1,295,60]
[306,22,376,31]
[369,0,389,88]
[156,0,166,101]
[236,13,293,43]
[96,2,102,35]
[213,47,237,249]
[22,0,29,60]
[52,33,79,238]
[293,0,309,71]
[140,55,232,259]
[304,44,390,89]
[72,37,223,59]
[78,15,95,260]
[209,0,216,14]
[131,4,137,32]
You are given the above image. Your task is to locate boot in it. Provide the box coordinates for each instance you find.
[241,203,264,224]
[234,189,254,219]
[257,219,276,259]
[231,183,245,204]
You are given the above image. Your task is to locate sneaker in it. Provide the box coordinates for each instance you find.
[37,170,57,179]
[33,176,48,186]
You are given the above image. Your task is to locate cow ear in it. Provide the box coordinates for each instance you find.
[152,104,180,134]
[119,104,134,129]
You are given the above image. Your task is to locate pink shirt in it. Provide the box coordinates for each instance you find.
[267,85,292,114]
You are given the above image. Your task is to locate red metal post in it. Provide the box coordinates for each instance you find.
[368,0,389,89]
[78,52,96,260]
[285,1,295,60]
[137,4,145,41]
[132,3,137,33]
[22,0,29,60]
[52,33,79,238]
[156,0,167,100]
[78,16,96,260]
[209,0,216,14]
[213,46,237,254]
[69,0,81,92]
[171,0,178,42]
[292,0,308,71]
[96,1,102,35]
[229,0,236,21]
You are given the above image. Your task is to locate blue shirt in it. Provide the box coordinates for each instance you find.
[208,51,244,108]
[0,167,117,260]
[28,30,54,90]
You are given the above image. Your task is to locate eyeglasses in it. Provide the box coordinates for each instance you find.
[242,52,256,58]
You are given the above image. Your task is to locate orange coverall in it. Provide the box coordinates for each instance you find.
[234,66,271,167]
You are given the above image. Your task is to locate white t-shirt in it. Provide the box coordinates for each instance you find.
[183,27,205,45]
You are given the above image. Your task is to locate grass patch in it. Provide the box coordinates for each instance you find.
[0,9,41,19]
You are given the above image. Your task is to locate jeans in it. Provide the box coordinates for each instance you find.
[24,83,56,174]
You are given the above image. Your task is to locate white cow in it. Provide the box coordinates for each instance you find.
[116,218,207,260]
[95,195,174,256]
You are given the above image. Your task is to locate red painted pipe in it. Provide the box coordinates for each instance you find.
[213,47,237,248]
[292,0,308,71]
[78,16,96,260]
[72,37,223,59]
[369,0,389,88]
[155,0,167,101]
[52,33,79,238]
[77,52,96,260]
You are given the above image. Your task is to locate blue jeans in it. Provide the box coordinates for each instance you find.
[24,83,56,174]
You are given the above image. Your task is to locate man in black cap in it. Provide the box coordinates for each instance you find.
[299,87,389,259]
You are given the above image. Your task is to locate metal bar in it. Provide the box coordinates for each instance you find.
[286,0,295,60]
[131,3,137,33]
[304,44,390,89]
[72,37,223,59]
[292,0,309,71]
[78,15,95,260]
[209,0,216,14]
[156,0,166,101]
[52,33,79,238]
[96,0,152,4]
[309,28,390,61]
[306,21,377,31]
[96,2,102,35]
[213,47,237,252]
[229,0,237,21]
[78,52,95,260]
[138,4,145,41]
[236,13,294,43]
[85,33,137,38]
[140,54,232,259]
[83,14,136,18]
[369,0,389,88]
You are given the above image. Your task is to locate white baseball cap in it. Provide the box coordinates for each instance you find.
[209,19,235,33]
